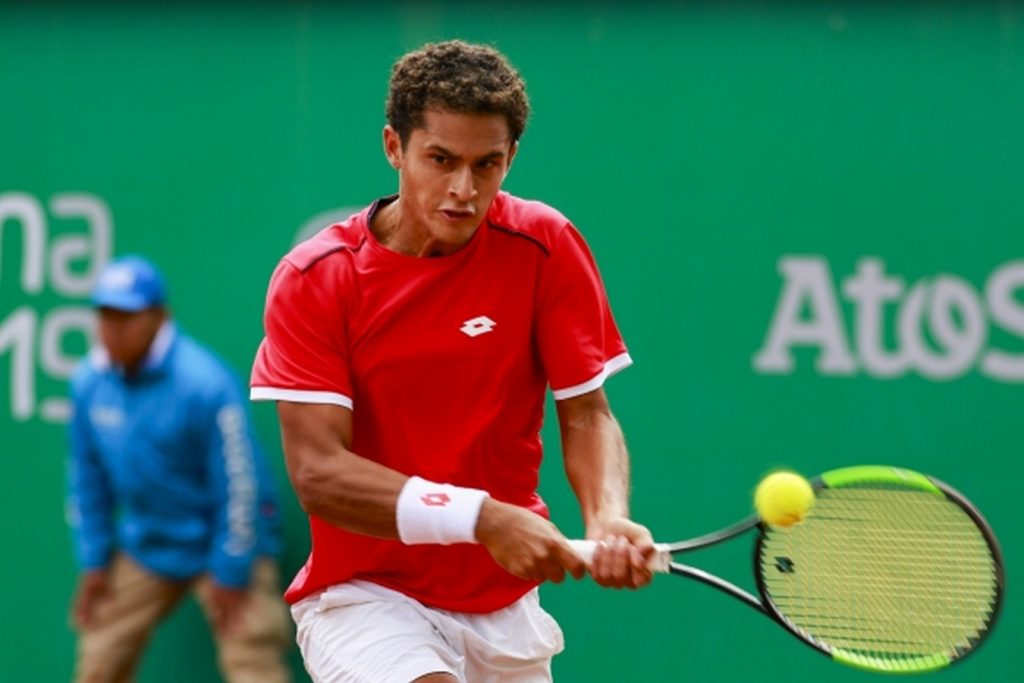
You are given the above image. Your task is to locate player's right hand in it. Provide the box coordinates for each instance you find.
[71,569,110,630]
[475,498,586,584]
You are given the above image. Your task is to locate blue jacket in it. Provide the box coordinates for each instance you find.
[67,323,282,588]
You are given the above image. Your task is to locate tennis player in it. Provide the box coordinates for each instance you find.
[251,39,654,682]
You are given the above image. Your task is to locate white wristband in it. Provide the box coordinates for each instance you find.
[396,476,490,545]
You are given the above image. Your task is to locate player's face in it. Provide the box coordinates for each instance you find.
[97,307,166,371]
[385,109,517,253]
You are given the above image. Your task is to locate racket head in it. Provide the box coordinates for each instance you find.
[753,465,1004,674]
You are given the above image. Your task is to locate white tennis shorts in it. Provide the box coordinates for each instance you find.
[291,580,564,683]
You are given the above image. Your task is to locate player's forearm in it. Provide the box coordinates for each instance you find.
[284,439,408,538]
[278,401,493,544]
[558,396,632,529]
[277,401,408,537]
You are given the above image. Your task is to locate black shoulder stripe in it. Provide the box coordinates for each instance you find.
[294,243,357,273]
[487,221,551,256]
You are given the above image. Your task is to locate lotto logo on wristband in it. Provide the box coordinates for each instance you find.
[421,493,451,507]
[397,477,487,545]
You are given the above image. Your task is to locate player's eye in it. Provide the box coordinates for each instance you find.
[430,154,448,165]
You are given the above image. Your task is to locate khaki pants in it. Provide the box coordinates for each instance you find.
[74,553,292,683]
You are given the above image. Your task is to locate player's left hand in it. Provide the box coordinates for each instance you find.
[586,517,656,589]
[208,583,249,636]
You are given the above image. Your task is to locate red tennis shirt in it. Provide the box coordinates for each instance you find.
[251,191,631,613]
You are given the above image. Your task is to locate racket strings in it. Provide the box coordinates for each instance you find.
[760,487,998,664]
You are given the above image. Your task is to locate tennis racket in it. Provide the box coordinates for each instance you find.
[569,465,1004,674]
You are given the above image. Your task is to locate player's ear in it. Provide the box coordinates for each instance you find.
[383,125,403,170]
[504,140,519,178]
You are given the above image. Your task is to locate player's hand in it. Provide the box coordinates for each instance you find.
[71,569,110,630]
[476,498,586,584]
[586,517,656,589]
[208,583,249,636]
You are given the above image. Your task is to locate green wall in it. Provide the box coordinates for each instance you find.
[1,2,1020,680]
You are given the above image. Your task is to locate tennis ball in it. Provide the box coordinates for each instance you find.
[755,471,815,527]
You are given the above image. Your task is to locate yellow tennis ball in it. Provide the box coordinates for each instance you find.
[755,471,815,527]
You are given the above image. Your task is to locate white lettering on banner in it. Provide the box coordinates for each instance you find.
[753,258,856,374]
[0,191,112,422]
[754,257,1024,383]
[983,263,1024,380]
[0,308,36,420]
[0,193,46,292]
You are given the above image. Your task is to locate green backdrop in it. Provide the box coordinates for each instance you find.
[1,1,1019,680]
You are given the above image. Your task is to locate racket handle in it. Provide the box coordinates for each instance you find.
[567,540,672,573]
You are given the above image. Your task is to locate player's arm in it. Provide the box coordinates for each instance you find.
[557,387,654,589]
[277,401,405,536]
[276,401,585,583]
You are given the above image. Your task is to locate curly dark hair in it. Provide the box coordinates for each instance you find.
[386,40,529,146]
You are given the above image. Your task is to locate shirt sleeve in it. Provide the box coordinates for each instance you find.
[250,259,353,408]
[204,376,261,588]
[536,223,632,400]
[66,377,116,571]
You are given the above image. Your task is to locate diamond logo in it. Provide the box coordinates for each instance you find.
[421,493,451,507]
[460,315,496,337]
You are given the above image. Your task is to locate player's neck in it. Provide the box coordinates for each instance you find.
[371,200,465,258]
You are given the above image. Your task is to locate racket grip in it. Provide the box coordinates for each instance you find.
[567,540,672,573]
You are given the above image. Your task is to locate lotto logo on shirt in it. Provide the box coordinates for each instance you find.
[460,315,496,338]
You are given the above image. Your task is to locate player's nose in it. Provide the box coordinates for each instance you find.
[448,166,476,202]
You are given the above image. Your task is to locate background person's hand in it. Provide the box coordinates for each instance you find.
[476,498,586,584]
[71,569,109,630]
[208,583,249,636]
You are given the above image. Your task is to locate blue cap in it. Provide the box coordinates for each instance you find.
[92,256,167,312]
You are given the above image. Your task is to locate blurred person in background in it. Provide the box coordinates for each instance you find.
[66,255,292,683]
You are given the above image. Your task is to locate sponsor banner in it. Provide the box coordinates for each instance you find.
[755,257,1024,382]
